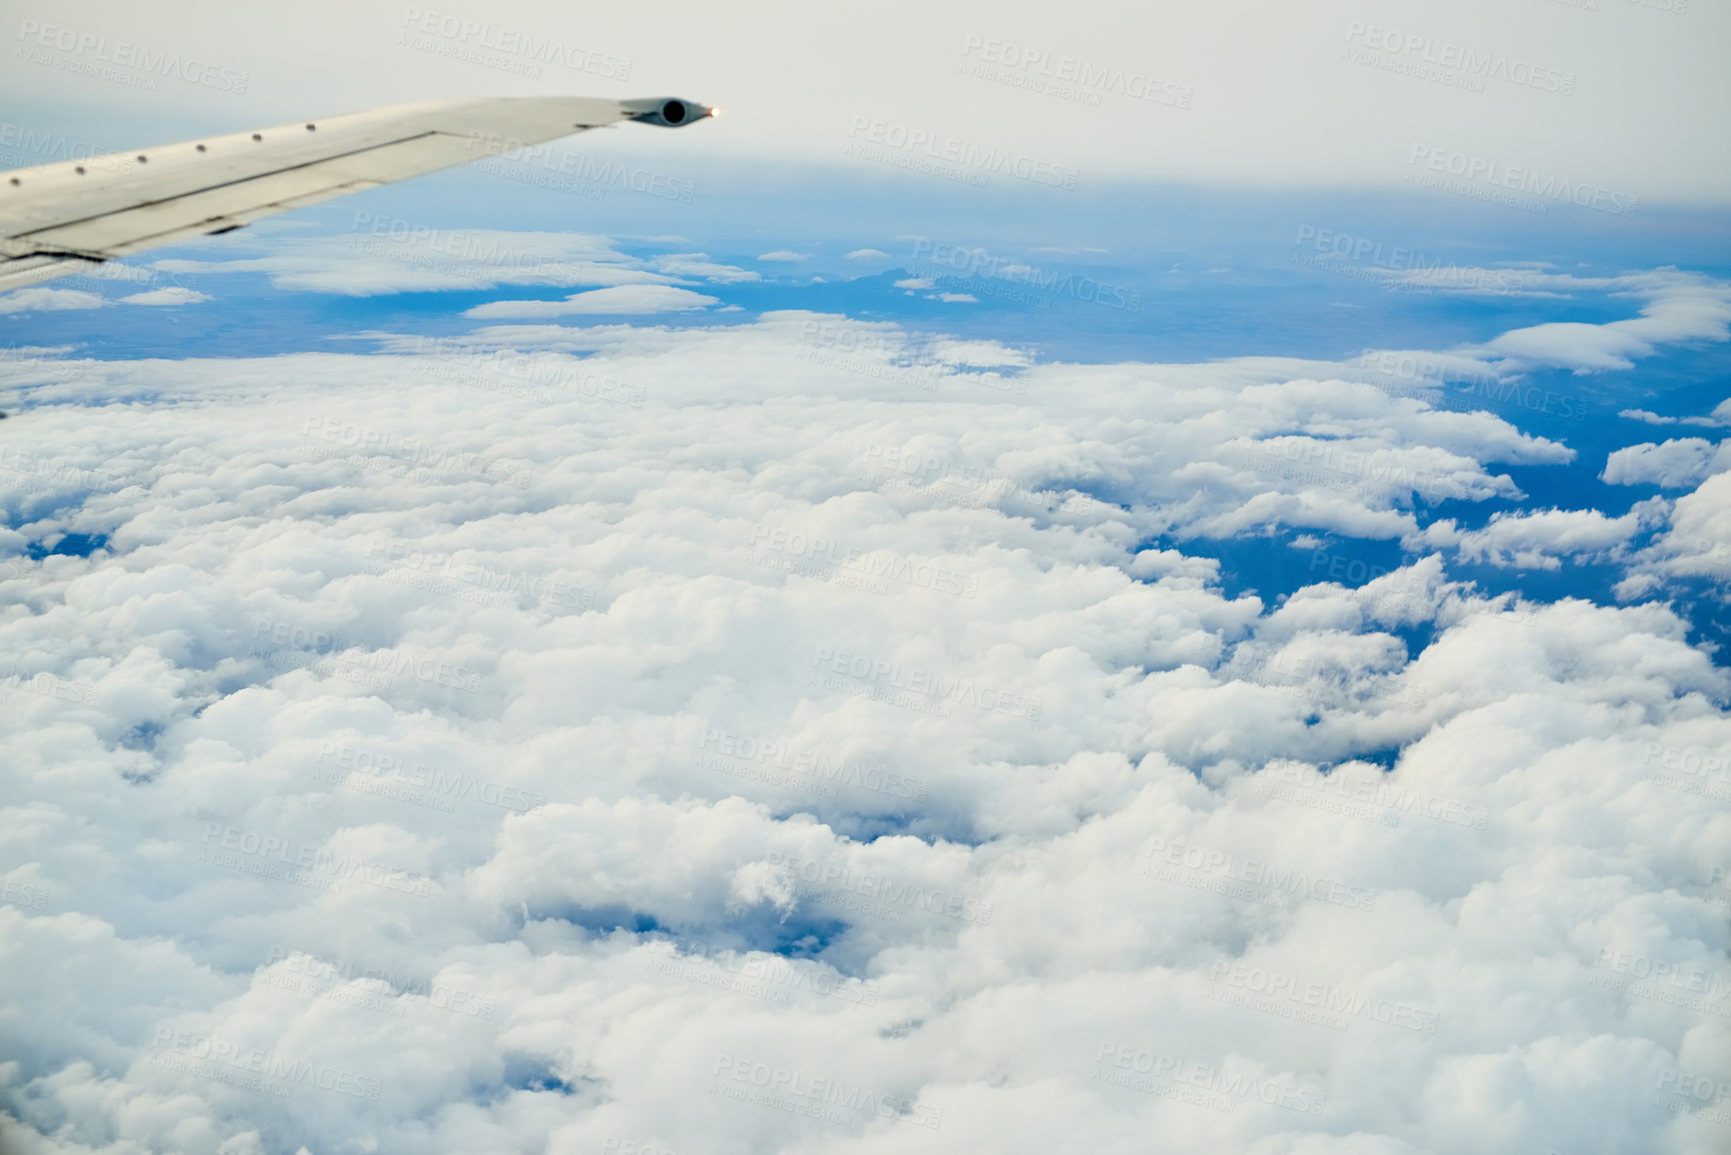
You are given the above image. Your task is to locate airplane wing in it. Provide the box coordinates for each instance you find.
[0,95,713,292]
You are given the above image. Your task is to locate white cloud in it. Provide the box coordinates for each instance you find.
[154,231,673,296]
[651,253,762,283]
[1343,271,1731,381]
[1415,508,1644,570]
[1617,469,1731,592]
[0,288,106,313]
[119,287,213,306]
[1475,271,1731,374]
[844,249,890,261]
[1,285,1728,1154]
[932,292,978,303]
[756,251,810,262]
[893,277,934,289]
[926,339,1034,368]
[1602,439,1730,489]
[463,285,721,318]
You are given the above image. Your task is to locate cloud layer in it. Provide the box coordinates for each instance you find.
[0,283,1727,1154]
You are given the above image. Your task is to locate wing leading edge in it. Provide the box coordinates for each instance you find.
[0,96,714,291]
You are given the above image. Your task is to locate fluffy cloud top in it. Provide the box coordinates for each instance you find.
[1603,439,1731,489]
[0,278,1728,1154]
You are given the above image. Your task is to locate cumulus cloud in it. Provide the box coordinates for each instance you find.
[463,285,721,318]
[119,287,214,306]
[649,254,762,283]
[756,251,810,262]
[1603,439,1731,489]
[1350,270,1731,380]
[1617,469,1731,595]
[0,288,106,313]
[1414,508,1644,570]
[0,286,1727,1154]
[1475,270,1731,373]
[844,249,890,261]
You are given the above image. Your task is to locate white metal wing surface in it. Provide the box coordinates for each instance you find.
[0,95,713,291]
